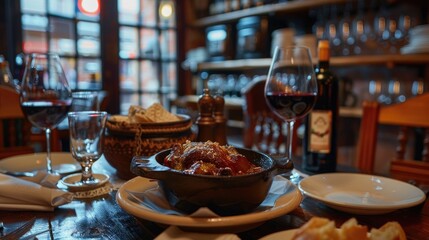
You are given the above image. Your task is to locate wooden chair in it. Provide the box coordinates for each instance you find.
[0,86,62,159]
[357,93,429,187]
[241,76,301,155]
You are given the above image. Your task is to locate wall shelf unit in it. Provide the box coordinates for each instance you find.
[192,0,348,27]
[196,54,429,72]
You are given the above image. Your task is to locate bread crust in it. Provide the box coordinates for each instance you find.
[291,217,406,240]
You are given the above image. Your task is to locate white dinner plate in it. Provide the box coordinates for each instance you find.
[299,173,426,215]
[260,229,297,240]
[0,152,81,175]
[116,176,302,233]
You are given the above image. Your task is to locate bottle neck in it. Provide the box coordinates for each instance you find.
[318,47,330,69]
[318,60,330,69]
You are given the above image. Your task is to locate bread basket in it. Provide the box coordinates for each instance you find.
[103,114,194,179]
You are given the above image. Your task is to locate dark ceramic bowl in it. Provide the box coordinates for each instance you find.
[130,147,293,215]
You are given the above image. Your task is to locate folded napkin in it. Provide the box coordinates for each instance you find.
[0,173,73,211]
[21,170,63,188]
[154,226,240,240]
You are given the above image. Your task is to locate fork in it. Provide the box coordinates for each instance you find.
[0,217,35,240]
[0,221,4,236]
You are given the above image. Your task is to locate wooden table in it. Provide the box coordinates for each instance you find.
[1,157,428,240]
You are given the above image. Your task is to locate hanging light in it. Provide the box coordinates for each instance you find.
[78,0,100,16]
[159,1,174,20]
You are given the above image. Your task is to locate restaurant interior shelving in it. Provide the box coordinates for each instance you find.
[181,0,429,120]
[191,0,351,27]
[196,54,429,72]
[178,0,429,169]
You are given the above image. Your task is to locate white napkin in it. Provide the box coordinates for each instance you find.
[154,226,240,240]
[0,173,73,211]
[21,170,63,188]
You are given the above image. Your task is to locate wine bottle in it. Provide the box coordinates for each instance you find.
[302,40,339,173]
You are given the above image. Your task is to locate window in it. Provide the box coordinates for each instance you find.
[20,0,178,114]
[118,0,177,114]
[21,0,101,91]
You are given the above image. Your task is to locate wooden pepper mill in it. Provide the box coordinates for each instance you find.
[196,89,215,142]
[213,94,228,145]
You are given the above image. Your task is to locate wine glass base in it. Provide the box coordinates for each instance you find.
[60,173,110,192]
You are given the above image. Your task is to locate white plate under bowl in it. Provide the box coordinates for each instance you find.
[299,173,426,215]
[260,229,297,240]
[116,176,302,233]
[0,152,81,175]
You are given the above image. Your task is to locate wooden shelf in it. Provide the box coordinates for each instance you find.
[197,58,272,72]
[197,54,429,72]
[192,0,347,27]
[173,95,363,118]
[339,107,362,118]
[331,54,429,66]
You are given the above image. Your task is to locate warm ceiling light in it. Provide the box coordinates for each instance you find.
[159,1,173,19]
[78,0,100,16]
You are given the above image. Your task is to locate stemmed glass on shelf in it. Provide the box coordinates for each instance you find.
[20,53,72,174]
[264,46,318,165]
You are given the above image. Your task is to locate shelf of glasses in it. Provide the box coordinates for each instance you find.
[192,0,347,27]
[196,54,429,72]
[173,95,363,119]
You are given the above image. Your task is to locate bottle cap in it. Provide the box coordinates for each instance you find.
[318,40,330,49]
[318,40,330,61]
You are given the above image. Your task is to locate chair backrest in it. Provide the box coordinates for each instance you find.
[357,93,429,186]
[0,86,26,145]
[0,86,63,158]
[0,86,34,157]
[241,76,300,155]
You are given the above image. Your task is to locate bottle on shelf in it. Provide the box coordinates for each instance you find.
[302,40,339,173]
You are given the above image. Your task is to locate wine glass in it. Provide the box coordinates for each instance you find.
[71,91,99,112]
[68,111,107,185]
[265,46,318,165]
[20,53,72,174]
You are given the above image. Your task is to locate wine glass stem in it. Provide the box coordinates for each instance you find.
[45,128,53,173]
[81,165,94,183]
[285,120,295,161]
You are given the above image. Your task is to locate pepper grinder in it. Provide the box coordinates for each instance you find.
[196,89,215,142]
[213,94,228,145]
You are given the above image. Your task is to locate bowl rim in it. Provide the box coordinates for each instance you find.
[131,147,292,180]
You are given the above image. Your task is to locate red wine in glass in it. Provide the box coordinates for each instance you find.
[265,92,317,120]
[21,100,71,129]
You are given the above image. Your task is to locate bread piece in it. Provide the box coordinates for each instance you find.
[339,218,368,240]
[128,105,146,123]
[369,222,406,240]
[292,217,341,240]
[144,103,179,122]
[291,217,406,240]
[127,103,179,123]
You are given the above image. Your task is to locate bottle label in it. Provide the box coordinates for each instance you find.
[308,110,332,153]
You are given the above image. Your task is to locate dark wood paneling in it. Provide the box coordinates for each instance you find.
[100,0,120,114]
